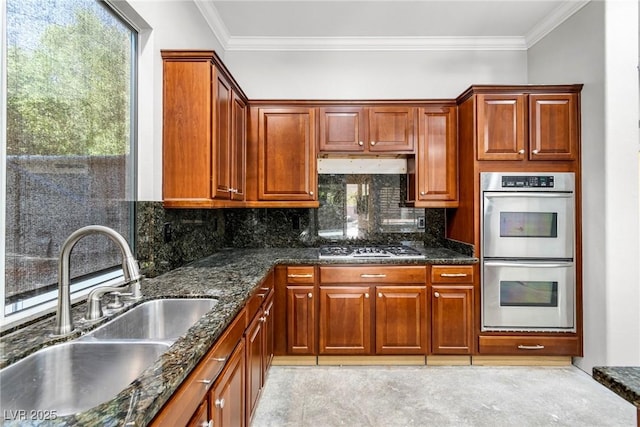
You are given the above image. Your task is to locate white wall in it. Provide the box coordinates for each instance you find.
[224,50,527,100]
[125,0,225,201]
[528,0,640,372]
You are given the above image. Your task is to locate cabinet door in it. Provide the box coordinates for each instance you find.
[231,92,247,200]
[431,286,473,355]
[415,106,458,205]
[211,340,245,427]
[375,286,428,354]
[319,106,367,152]
[286,286,316,354]
[258,108,317,201]
[476,94,526,161]
[368,107,416,152]
[213,69,233,199]
[529,93,578,161]
[245,309,264,423]
[162,59,213,202]
[319,286,372,354]
[262,293,274,377]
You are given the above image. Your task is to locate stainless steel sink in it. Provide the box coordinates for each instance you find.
[81,298,218,344]
[0,341,169,416]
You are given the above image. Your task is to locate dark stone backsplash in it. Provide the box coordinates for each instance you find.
[136,202,473,278]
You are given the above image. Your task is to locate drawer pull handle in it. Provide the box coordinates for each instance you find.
[440,273,468,278]
[197,379,212,385]
[201,421,213,427]
[288,274,313,278]
[517,344,545,350]
[360,274,387,278]
[215,398,225,408]
[260,316,266,322]
[212,357,226,362]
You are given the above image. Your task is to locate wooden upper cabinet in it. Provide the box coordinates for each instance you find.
[257,108,317,201]
[319,106,416,154]
[476,94,526,161]
[368,107,416,152]
[474,89,580,162]
[319,106,367,152]
[161,50,247,207]
[411,106,458,207]
[529,93,578,161]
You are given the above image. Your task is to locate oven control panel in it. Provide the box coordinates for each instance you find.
[501,175,555,188]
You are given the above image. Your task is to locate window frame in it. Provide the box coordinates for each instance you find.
[0,0,139,331]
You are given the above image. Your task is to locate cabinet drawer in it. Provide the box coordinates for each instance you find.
[320,266,426,284]
[431,265,474,284]
[152,308,246,426]
[286,266,315,284]
[478,335,580,356]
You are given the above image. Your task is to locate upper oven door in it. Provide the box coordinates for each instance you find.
[483,191,574,259]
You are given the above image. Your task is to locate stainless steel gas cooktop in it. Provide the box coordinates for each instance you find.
[318,244,425,260]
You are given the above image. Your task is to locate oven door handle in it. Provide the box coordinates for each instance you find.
[484,192,572,198]
[483,261,573,268]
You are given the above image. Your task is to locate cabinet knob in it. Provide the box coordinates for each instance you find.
[364,293,370,298]
[201,421,213,427]
[434,292,440,298]
[260,316,266,322]
[532,149,540,155]
[370,141,376,146]
[518,149,525,154]
[308,292,313,298]
[378,292,383,298]
[215,398,225,408]
[358,141,364,146]
[420,191,426,196]
[309,191,314,196]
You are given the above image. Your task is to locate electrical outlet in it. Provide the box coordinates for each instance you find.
[163,222,173,243]
[417,216,426,229]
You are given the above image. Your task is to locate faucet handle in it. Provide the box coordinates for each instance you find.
[106,292,130,309]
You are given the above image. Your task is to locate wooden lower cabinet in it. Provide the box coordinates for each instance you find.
[478,335,580,356]
[319,286,372,354]
[246,290,274,425]
[286,285,316,354]
[431,285,473,354]
[375,286,428,354]
[210,339,246,427]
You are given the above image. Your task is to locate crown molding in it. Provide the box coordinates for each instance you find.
[225,36,528,52]
[194,0,231,50]
[195,0,589,52]
[525,0,591,48]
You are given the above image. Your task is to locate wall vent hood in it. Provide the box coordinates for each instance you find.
[317,158,407,174]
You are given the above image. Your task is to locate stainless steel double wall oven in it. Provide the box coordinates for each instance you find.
[481,172,576,332]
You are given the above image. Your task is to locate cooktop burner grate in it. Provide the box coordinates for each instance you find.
[318,244,425,259]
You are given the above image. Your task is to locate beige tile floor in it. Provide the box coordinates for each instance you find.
[252,365,636,427]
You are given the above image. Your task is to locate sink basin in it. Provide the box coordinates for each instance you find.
[0,341,169,416]
[81,298,218,343]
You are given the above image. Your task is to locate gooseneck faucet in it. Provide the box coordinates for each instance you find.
[54,225,142,336]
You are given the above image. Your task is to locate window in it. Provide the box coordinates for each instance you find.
[1,0,137,327]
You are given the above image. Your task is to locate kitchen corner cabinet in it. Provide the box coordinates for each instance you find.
[472,88,580,162]
[161,50,248,208]
[257,108,317,202]
[319,106,416,153]
[407,105,458,207]
[430,265,475,355]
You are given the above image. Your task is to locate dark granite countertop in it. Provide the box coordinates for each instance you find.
[0,247,476,426]
[593,366,640,408]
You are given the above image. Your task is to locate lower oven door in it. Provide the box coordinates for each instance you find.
[482,260,575,332]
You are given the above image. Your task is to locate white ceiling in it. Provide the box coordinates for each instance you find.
[195,0,591,51]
